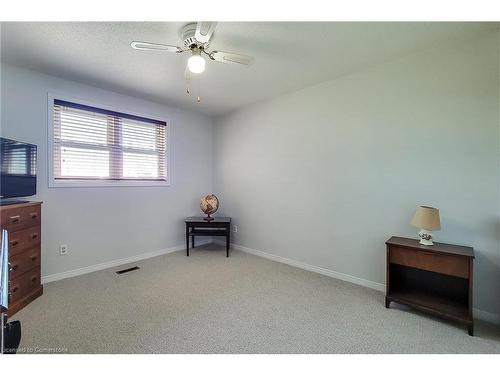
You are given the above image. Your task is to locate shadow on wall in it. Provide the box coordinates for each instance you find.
[443,215,500,316]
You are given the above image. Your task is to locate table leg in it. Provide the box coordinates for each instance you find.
[467,323,474,336]
[186,228,190,257]
[226,229,230,257]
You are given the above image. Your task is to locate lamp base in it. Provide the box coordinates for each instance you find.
[418,229,434,246]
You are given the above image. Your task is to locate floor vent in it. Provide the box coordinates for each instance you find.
[116,266,140,274]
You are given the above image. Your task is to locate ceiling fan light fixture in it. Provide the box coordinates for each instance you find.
[187,49,206,74]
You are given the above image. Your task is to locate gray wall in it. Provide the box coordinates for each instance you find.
[1,64,213,277]
[213,32,500,318]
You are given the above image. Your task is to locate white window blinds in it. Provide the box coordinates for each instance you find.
[52,100,167,182]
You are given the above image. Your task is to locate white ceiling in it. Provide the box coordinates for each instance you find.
[1,22,497,117]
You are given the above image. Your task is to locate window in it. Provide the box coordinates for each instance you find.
[50,98,168,186]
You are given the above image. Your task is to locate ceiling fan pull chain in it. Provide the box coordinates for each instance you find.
[197,76,201,103]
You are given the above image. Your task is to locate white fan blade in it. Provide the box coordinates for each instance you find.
[131,41,183,53]
[209,51,254,66]
[195,22,217,44]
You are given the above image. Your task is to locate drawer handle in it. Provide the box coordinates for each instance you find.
[11,286,19,293]
[30,255,37,262]
[9,263,18,271]
[30,233,38,240]
[30,212,38,219]
[9,215,20,223]
[31,276,37,283]
[10,240,19,247]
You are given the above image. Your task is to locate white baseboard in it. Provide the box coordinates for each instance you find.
[473,308,500,325]
[216,240,500,325]
[216,240,385,292]
[41,240,210,284]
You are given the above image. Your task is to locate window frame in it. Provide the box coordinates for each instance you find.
[47,93,172,188]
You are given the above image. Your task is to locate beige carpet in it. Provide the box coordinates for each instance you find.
[11,243,500,353]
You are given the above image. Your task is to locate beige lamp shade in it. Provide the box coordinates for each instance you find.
[411,206,441,231]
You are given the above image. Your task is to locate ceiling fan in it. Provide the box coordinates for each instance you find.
[131,22,254,79]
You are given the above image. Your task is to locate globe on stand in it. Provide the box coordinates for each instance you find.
[200,194,219,221]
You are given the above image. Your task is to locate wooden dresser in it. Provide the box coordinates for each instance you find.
[0,202,43,315]
[385,236,474,335]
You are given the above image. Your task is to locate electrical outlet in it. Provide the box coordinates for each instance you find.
[60,244,68,256]
[233,225,238,233]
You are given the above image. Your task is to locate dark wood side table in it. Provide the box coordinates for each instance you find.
[185,217,231,257]
[385,236,474,335]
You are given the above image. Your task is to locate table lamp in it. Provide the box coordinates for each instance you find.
[410,206,441,245]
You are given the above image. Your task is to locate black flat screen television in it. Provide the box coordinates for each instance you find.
[0,137,37,199]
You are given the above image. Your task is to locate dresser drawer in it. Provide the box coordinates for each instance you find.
[1,205,41,233]
[9,268,41,304]
[390,246,469,278]
[7,226,41,257]
[9,247,41,280]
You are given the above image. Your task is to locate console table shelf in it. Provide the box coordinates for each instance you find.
[388,291,470,322]
[189,229,228,236]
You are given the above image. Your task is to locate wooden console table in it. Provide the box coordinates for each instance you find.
[185,217,231,257]
[385,236,474,335]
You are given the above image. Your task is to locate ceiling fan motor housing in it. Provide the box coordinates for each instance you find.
[181,23,209,49]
